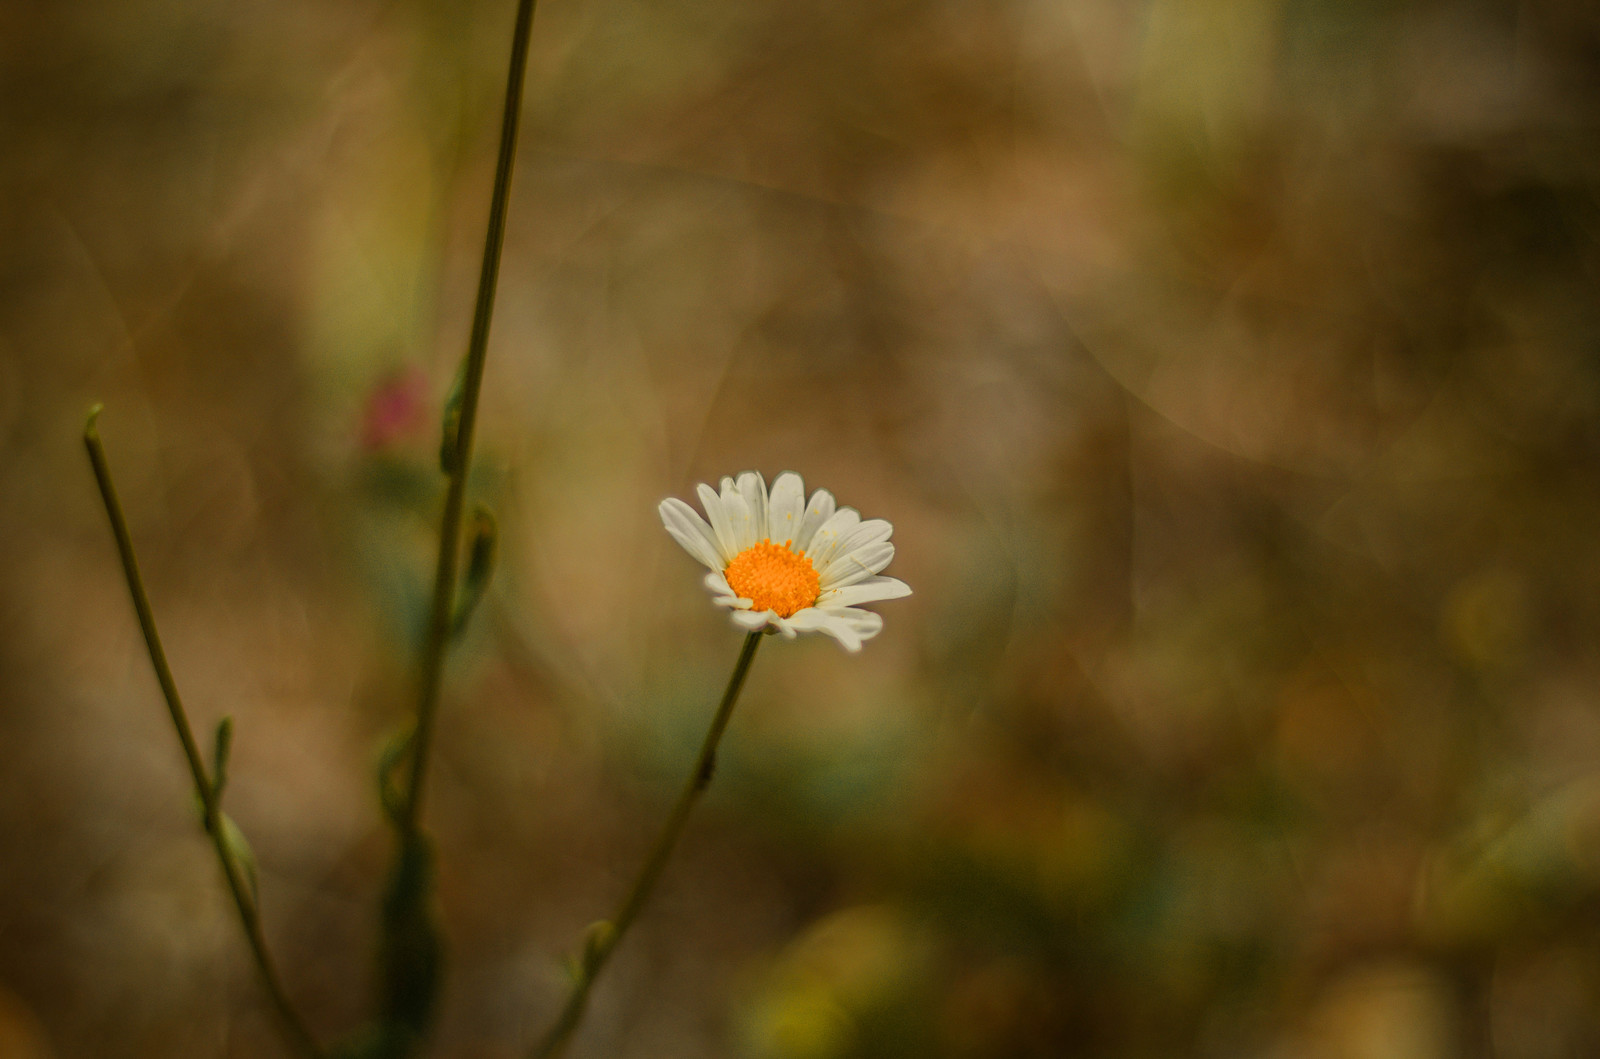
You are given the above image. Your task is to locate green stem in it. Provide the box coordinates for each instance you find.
[84,407,324,1059]
[530,631,764,1059]
[399,0,540,836]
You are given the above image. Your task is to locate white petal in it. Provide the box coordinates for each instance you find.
[836,606,885,634]
[795,489,836,552]
[787,607,865,652]
[816,606,885,643]
[767,472,806,545]
[719,478,756,552]
[660,498,725,571]
[697,483,737,561]
[737,471,768,542]
[730,608,772,630]
[814,519,892,577]
[722,490,756,552]
[819,542,895,590]
[704,571,749,608]
[805,508,861,568]
[818,575,912,608]
[844,518,894,550]
[767,613,798,638]
[834,606,885,641]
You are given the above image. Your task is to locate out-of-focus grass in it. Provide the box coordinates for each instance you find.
[4,0,1600,1056]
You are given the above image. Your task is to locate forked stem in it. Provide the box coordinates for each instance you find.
[530,631,764,1059]
[84,407,324,1059]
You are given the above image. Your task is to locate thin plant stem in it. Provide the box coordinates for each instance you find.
[83,406,324,1059]
[398,0,541,838]
[530,631,764,1059]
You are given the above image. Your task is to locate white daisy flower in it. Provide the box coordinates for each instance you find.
[658,471,912,652]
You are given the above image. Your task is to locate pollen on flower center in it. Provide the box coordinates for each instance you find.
[725,538,820,618]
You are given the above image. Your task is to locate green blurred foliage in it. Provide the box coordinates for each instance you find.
[4,0,1600,1056]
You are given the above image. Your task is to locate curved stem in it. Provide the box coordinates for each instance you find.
[399,0,540,837]
[530,631,764,1059]
[84,408,323,1059]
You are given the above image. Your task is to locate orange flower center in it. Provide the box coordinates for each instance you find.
[725,538,820,618]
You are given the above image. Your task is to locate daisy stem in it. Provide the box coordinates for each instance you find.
[83,407,324,1059]
[398,0,539,838]
[530,631,764,1059]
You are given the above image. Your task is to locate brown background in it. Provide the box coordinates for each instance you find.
[4,0,1600,1056]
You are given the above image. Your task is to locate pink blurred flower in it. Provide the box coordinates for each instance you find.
[361,366,430,452]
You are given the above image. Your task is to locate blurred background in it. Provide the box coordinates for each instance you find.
[4,0,1600,1055]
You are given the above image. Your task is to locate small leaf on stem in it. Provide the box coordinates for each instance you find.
[452,506,498,638]
[220,812,260,908]
[580,920,615,976]
[438,359,467,475]
[212,716,234,802]
[377,728,414,827]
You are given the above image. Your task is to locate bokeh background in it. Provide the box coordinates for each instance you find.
[5,0,1600,1056]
